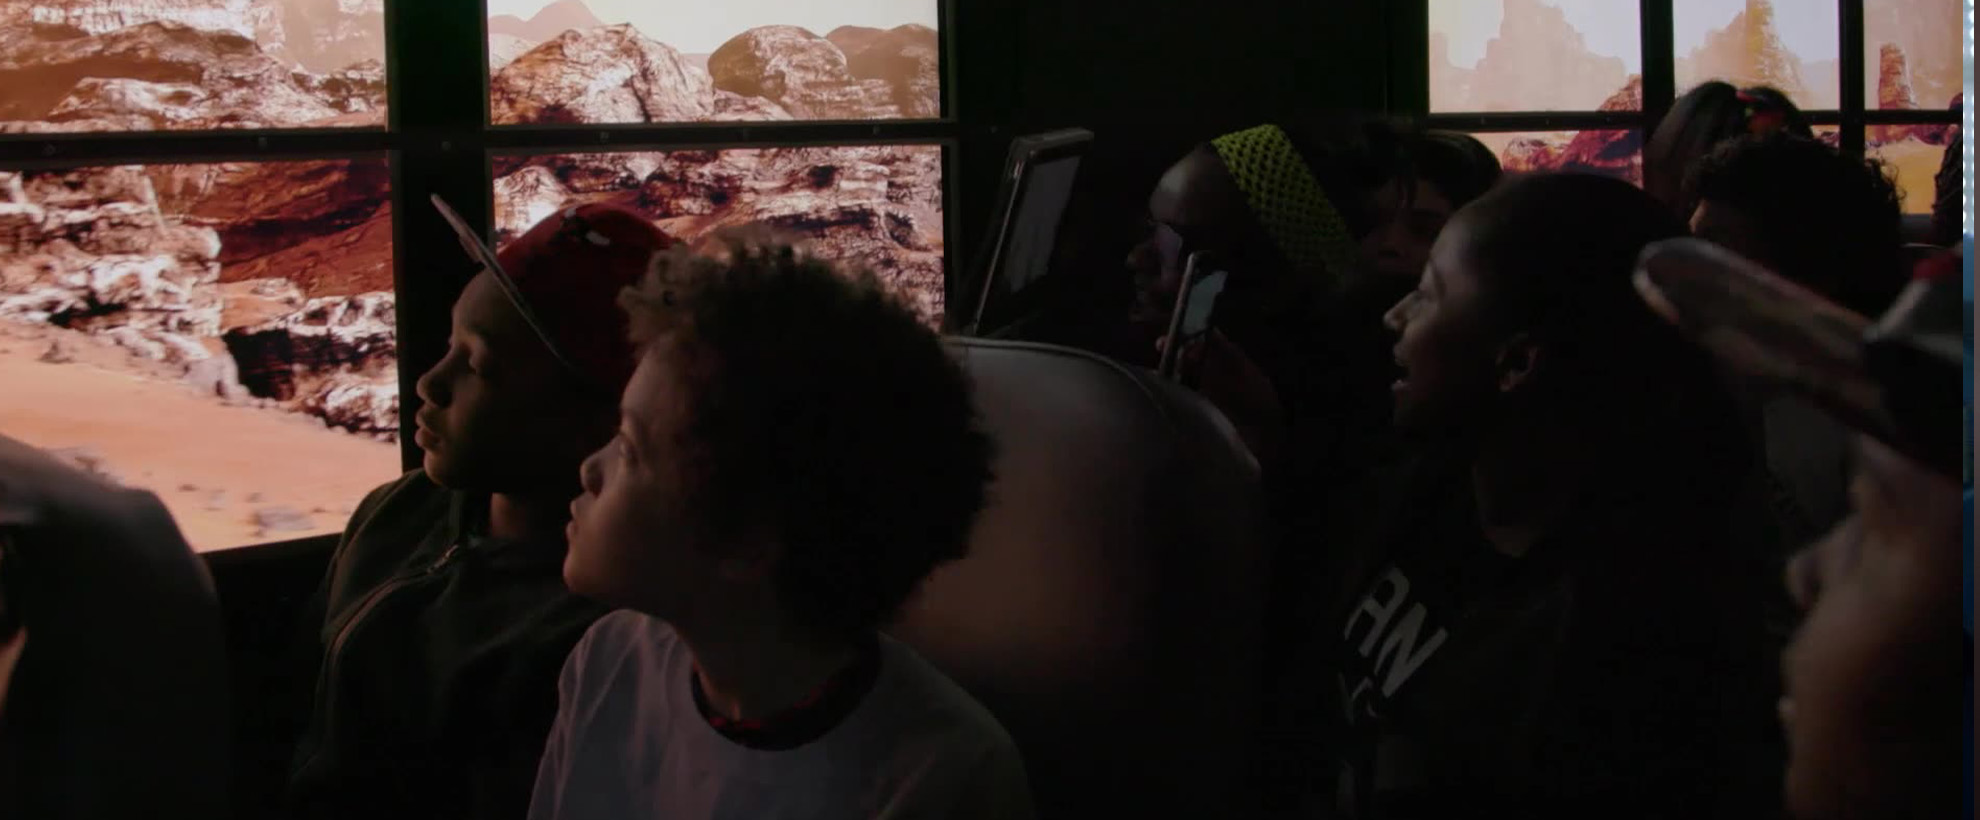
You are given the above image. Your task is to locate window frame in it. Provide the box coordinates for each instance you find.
[1400,0,1962,184]
[0,0,963,554]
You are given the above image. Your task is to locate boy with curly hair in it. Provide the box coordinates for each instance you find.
[529,233,1033,820]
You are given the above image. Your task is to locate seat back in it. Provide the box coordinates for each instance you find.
[0,434,230,820]
[889,339,1270,819]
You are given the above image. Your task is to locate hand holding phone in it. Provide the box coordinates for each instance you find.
[1157,251,1230,380]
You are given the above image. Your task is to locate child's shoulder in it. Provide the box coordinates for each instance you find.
[329,470,463,571]
[569,610,686,672]
[583,609,678,647]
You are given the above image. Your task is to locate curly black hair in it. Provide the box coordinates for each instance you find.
[1687,132,1906,316]
[620,231,996,639]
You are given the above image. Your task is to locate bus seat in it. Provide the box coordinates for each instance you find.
[889,339,1270,820]
[0,433,230,819]
[1899,213,1935,246]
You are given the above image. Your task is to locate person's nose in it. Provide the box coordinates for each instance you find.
[578,446,606,495]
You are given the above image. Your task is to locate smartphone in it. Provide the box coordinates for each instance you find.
[1157,252,1229,380]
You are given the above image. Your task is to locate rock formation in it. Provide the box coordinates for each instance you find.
[494,145,946,323]
[1878,43,1919,110]
[1461,0,1630,112]
[144,159,392,294]
[1,167,225,340]
[1871,43,1929,144]
[1865,0,1962,112]
[824,25,885,60]
[1558,75,1645,184]
[492,24,719,124]
[301,374,397,437]
[1,159,399,437]
[0,19,384,130]
[487,20,936,125]
[490,24,796,125]
[1739,0,1804,98]
[1489,77,1645,185]
[0,0,384,76]
[842,24,940,119]
[222,290,394,406]
[1676,0,1814,106]
[707,25,898,120]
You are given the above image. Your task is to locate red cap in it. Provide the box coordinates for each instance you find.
[434,195,674,396]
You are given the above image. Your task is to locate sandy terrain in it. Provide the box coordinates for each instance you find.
[0,322,401,554]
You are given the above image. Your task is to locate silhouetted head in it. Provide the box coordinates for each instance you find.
[567,231,994,642]
[1127,118,1501,353]
[1361,129,1504,284]
[1688,132,1906,316]
[1383,173,1699,441]
[1647,81,1813,218]
[415,204,673,496]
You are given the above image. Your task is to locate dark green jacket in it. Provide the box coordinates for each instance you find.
[288,471,610,820]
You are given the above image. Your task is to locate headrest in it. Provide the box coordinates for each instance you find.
[891,339,1269,818]
[0,434,229,818]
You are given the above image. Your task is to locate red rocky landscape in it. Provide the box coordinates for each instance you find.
[0,0,397,549]
[488,1,939,124]
[1452,0,1956,191]
[493,144,947,325]
[0,1,946,548]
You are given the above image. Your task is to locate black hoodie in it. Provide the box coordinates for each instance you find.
[1271,440,1779,820]
[287,470,609,820]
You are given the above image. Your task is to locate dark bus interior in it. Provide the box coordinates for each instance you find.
[0,0,1969,817]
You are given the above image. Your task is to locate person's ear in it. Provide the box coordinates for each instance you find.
[1494,331,1543,393]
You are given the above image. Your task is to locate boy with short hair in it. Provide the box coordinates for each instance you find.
[530,233,1033,820]
[288,201,674,820]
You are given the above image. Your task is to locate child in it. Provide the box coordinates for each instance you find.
[1644,81,1812,220]
[1279,173,1773,817]
[1635,240,1966,820]
[529,232,1033,820]
[287,202,674,820]
[1687,132,1906,319]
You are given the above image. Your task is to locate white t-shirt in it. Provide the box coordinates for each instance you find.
[528,610,1036,820]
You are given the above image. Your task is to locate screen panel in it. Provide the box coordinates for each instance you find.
[1673,0,1840,110]
[0,0,387,132]
[488,0,939,124]
[1865,0,1964,112]
[0,159,399,551]
[1866,126,1955,214]
[1471,129,1645,185]
[493,145,946,323]
[1428,0,1641,113]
